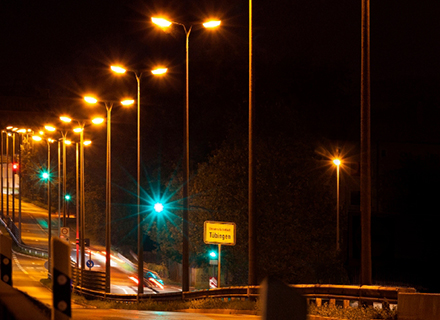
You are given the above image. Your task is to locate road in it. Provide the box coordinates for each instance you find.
[72,310,259,320]
[6,200,261,319]
[12,251,84,309]
[7,199,179,294]
[12,253,259,319]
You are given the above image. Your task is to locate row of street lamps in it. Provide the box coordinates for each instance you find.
[0,127,32,241]
[4,15,222,294]
[32,118,97,280]
[108,16,221,295]
[30,15,220,295]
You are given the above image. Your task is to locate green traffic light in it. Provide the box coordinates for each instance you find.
[65,194,71,201]
[42,172,49,180]
[209,251,217,259]
[154,202,164,213]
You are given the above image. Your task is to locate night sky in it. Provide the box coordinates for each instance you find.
[2,0,439,144]
[2,0,440,290]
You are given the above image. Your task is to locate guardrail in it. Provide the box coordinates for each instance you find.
[72,266,107,292]
[73,283,416,307]
[2,213,417,309]
[0,216,48,258]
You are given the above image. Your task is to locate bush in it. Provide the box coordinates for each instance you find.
[309,304,397,320]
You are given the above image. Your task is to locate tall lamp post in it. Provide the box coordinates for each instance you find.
[361,0,372,285]
[16,128,28,243]
[333,159,341,251]
[248,0,257,286]
[32,135,55,277]
[44,125,69,230]
[1,130,4,218]
[72,139,91,269]
[5,129,12,219]
[60,116,104,281]
[152,16,221,292]
[83,96,134,293]
[110,65,167,296]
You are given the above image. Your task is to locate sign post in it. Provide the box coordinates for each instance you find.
[52,236,71,320]
[0,234,12,286]
[60,227,70,242]
[204,221,236,288]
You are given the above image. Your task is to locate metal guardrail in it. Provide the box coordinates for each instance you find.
[0,216,48,258]
[73,283,416,306]
[2,213,417,308]
[71,266,107,292]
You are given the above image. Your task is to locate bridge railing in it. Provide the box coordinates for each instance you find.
[73,283,416,307]
[2,215,417,309]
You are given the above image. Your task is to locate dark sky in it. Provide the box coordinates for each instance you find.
[1,0,440,147]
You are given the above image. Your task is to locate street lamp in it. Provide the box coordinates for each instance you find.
[5,130,11,219]
[83,96,134,293]
[152,15,221,292]
[32,135,55,277]
[1,130,4,219]
[44,125,70,230]
[15,128,28,243]
[60,116,103,282]
[110,64,167,296]
[333,158,341,251]
[71,139,91,270]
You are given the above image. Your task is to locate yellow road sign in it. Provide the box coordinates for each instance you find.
[204,221,236,245]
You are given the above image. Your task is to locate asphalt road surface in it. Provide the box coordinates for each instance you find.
[8,199,180,294]
[6,200,261,319]
[72,310,259,320]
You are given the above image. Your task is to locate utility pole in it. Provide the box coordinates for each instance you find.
[360,0,372,285]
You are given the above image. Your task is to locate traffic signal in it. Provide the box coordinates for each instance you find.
[12,163,19,173]
[209,251,217,259]
[65,194,71,201]
[41,172,50,180]
[153,202,164,213]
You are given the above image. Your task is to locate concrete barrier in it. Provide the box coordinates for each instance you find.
[398,293,440,320]
[0,280,49,320]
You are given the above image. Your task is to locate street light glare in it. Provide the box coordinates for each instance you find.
[73,127,83,133]
[333,159,341,166]
[60,116,72,123]
[121,99,135,106]
[44,125,56,132]
[32,135,42,141]
[203,20,221,28]
[92,117,104,124]
[151,17,172,27]
[83,140,92,146]
[151,68,167,75]
[110,65,127,74]
[84,96,98,104]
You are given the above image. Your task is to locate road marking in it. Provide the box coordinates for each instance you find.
[114,285,129,294]
[13,254,29,275]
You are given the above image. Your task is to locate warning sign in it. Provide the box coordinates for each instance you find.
[60,227,70,241]
[209,277,218,289]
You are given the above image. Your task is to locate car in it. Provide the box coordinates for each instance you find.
[143,270,164,290]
